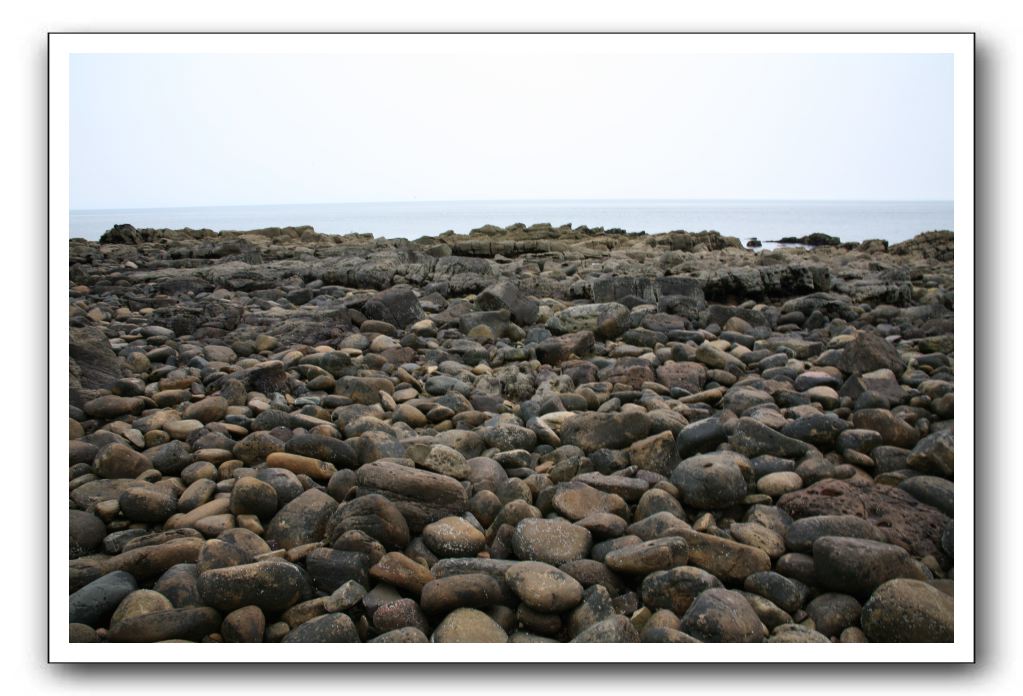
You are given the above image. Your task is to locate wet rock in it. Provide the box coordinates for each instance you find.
[627,511,691,541]
[233,431,286,465]
[780,413,849,449]
[69,623,98,643]
[286,434,358,470]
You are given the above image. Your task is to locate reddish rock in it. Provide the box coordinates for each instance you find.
[777,479,949,558]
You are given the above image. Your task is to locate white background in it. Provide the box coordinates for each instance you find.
[3,0,1018,692]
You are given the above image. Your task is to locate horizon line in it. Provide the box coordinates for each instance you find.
[71,197,955,213]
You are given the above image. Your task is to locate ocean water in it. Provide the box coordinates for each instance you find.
[69,199,953,245]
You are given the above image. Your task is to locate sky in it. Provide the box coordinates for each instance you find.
[70,51,953,210]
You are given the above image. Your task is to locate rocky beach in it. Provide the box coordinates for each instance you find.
[67,222,956,645]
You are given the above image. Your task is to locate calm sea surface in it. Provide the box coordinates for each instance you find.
[69,199,953,245]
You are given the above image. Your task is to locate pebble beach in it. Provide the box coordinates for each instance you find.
[67,222,956,644]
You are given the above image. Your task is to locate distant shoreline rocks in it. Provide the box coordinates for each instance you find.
[91,222,952,257]
[769,233,842,247]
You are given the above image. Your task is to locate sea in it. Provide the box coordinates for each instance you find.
[69,199,953,247]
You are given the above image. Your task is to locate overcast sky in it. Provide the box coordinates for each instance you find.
[70,51,953,210]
